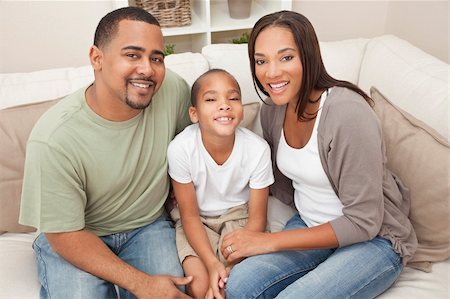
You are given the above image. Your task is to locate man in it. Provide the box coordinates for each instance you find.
[19,7,192,298]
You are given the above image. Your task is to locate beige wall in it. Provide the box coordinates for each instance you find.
[293,0,448,63]
[0,1,114,73]
[385,1,448,63]
[0,0,448,73]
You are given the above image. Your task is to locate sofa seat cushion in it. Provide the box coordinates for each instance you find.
[0,232,40,299]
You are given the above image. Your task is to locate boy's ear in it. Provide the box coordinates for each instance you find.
[189,106,199,123]
[89,45,103,71]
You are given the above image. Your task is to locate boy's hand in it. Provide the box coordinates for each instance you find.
[205,260,229,299]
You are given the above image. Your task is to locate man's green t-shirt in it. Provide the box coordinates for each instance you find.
[19,70,191,236]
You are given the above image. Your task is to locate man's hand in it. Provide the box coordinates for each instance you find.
[133,274,193,299]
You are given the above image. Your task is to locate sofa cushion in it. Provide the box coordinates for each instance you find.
[370,87,450,271]
[0,66,92,110]
[319,38,369,85]
[0,99,60,233]
[165,52,209,87]
[202,43,259,107]
[360,35,449,141]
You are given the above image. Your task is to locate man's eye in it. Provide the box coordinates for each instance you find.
[127,53,138,59]
[152,57,164,63]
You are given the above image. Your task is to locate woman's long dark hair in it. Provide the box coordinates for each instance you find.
[248,11,372,121]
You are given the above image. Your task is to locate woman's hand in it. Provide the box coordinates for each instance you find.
[221,229,272,264]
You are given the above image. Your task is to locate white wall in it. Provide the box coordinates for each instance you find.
[0,0,448,73]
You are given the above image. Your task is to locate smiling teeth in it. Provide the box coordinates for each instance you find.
[216,117,232,121]
[269,82,288,89]
[131,82,150,88]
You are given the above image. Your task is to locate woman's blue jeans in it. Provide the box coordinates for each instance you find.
[33,215,184,299]
[226,214,403,299]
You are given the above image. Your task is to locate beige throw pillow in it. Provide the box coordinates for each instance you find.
[240,102,260,130]
[0,98,60,233]
[370,87,450,271]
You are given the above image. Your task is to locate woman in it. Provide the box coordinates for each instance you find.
[221,11,417,299]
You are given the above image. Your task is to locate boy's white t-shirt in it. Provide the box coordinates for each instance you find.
[168,124,274,217]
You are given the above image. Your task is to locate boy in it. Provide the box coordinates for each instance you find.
[167,69,274,299]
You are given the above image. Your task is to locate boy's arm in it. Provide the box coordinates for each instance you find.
[171,180,228,299]
[171,180,221,269]
[244,187,269,232]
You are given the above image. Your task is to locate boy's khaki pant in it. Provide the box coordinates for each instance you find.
[170,204,248,264]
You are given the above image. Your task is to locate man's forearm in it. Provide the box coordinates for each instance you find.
[45,229,146,295]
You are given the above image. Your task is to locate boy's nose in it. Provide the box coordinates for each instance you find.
[219,102,231,111]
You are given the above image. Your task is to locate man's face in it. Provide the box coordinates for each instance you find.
[94,20,165,113]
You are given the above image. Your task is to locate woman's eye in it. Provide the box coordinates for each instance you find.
[282,55,293,62]
[255,59,265,65]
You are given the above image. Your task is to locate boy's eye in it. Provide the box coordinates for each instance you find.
[205,98,215,102]
[229,97,241,101]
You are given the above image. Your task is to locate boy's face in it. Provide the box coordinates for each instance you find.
[189,72,244,140]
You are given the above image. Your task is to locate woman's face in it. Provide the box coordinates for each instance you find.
[254,26,303,106]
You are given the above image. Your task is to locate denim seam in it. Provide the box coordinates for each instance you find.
[35,242,51,299]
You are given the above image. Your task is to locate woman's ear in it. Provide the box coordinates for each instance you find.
[189,106,199,123]
[89,45,103,71]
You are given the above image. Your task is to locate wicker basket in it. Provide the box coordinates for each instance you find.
[135,0,192,28]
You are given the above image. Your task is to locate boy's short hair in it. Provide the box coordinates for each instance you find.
[94,7,160,49]
[190,69,241,106]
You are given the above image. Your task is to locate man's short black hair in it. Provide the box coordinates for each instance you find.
[94,7,160,49]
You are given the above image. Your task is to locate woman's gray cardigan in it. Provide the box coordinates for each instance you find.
[260,87,417,264]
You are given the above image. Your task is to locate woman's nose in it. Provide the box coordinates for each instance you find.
[266,62,281,78]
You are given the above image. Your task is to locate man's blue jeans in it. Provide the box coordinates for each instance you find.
[33,215,184,299]
[226,214,403,299]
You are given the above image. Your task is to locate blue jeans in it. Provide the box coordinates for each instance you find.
[226,214,403,299]
[33,215,184,299]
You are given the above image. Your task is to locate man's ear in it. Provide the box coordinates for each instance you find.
[89,45,103,71]
[189,106,199,123]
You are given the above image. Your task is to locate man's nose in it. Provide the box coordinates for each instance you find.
[137,60,154,77]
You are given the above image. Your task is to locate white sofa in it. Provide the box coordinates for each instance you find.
[1,35,449,298]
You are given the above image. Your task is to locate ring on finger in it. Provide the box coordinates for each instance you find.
[226,245,234,254]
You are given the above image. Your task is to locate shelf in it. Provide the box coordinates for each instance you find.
[162,10,207,36]
[115,0,292,52]
[210,0,287,32]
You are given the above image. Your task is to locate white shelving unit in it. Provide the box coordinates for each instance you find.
[115,0,292,53]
